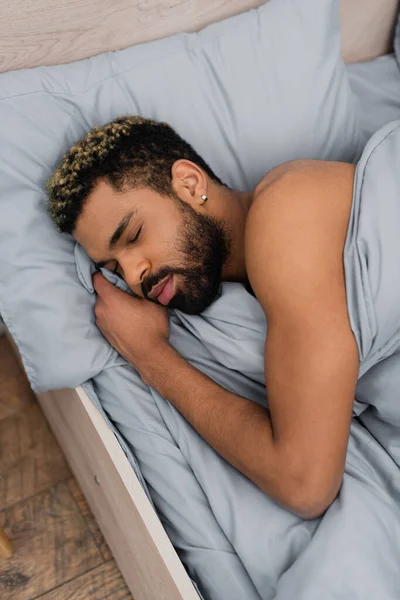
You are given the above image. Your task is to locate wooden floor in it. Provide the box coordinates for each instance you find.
[0,336,133,600]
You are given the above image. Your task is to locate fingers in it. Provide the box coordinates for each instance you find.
[93,272,111,295]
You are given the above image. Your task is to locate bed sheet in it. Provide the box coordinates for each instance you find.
[77,55,400,600]
[83,273,400,600]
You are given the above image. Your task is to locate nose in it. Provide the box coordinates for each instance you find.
[119,254,150,294]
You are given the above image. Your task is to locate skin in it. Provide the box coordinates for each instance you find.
[74,158,359,520]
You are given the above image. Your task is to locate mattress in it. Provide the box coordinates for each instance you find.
[73,55,400,599]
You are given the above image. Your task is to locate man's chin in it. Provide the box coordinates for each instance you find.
[169,292,218,315]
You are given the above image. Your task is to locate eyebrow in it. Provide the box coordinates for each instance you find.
[109,210,136,251]
[93,209,136,270]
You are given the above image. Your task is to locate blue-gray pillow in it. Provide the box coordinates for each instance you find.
[0,0,363,392]
[393,7,400,68]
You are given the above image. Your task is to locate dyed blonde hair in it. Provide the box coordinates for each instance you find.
[47,115,224,233]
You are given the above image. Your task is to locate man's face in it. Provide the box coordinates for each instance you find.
[73,180,230,314]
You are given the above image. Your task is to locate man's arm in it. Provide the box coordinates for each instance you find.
[94,160,359,519]
[136,162,359,519]
[139,343,287,501]
[245,161,359,514]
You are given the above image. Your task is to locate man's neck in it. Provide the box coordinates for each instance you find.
[217,186,254,284]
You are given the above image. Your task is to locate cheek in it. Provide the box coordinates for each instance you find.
[153,221,182,257]
[143,202,185,262]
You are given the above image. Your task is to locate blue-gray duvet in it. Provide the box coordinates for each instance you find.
[76,121,400,600]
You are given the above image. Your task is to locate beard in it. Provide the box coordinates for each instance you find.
[142,197,231,314]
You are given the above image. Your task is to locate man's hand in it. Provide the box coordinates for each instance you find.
[93,272,170,370]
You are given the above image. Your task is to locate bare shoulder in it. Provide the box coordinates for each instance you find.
[251,159,356,214]
[253,158,354,192]
[244,159,356,316]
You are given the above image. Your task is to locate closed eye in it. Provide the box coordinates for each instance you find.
[128,226,142,245]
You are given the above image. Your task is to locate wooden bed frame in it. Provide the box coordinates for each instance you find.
[1,0,398,597]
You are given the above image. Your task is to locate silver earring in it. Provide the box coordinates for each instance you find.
[200,194,208,205]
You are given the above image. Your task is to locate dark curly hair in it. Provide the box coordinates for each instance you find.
[47,115,226,233]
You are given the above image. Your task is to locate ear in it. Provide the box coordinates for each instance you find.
[171,160,207,207]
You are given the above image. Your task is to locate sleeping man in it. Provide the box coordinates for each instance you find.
[47,116,359,520]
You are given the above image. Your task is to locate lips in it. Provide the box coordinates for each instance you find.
[156,276,175,305]
[148,275,171,300]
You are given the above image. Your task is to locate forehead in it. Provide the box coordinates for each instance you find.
[83,180,135,217]
[77,180,174,224]
[73,180,132,246]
